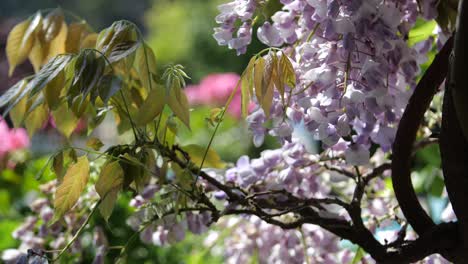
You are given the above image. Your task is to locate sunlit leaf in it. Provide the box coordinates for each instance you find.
[107,40,140,63]
[6,19,35,76]
[53,156,90,219]
[52,102,79,138]
[135,43,157,90]
[0,79,28,111]
[41,8,65,42]
[96,21,138,58]
[4,54,73,115]
[254,57,265,103]
[9,96,27,128]
[183,144,225,169]
[260,54,277,117]
[279,54,296,89]
[351,247,365,264]
[46,21,68,61]
[65,22,87,53]
[168,87,190,129]
[29,33,49,73]
[24,103,48,136]
[408,19,437,46]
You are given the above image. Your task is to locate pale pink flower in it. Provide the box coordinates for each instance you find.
[0,118,29,158]
[8,128,30,150]
[185,73,253,118]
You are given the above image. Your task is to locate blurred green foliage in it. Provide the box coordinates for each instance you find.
[145,0,266,82]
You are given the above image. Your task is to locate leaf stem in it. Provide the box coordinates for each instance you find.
[53,199,102,262]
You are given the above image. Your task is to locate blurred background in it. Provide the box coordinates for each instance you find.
[0,1,274,263]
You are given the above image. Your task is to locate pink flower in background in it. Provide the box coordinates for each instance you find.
[185,73,253,118]
[0,118,29,158]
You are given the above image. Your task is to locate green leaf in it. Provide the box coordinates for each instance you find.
[408,19,437,46]
[135,84,166,126]
[97,75,121,104]
[53,156,90,219]
[351,247,365,264]
[135,42,157,90]
[69,50,106,105]
[183,144,225,169]
[168,87,191,129]
[86,137,104,151]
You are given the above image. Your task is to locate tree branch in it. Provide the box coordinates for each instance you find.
[391,36,453,235]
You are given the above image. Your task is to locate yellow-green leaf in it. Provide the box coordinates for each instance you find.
[80,33,97,49]
[44,70,65,110]
[168,87,190,129]
[254,57,265,103]
[6,19,35,76]
[54,156,90,219]
[135,84,166,126]
[279,54,296,88]
[261,78,275,118]
[95,161,124,198]
[241,74,251,117]
[245,56,256,96]
[46,21,68,61]
[86,137,104,151]
[183,144,225,169]
[135,43,157,90]
[9,96,27,128]
[52,102,79,138]
[25,103,48,137]
[29,34,49,72]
